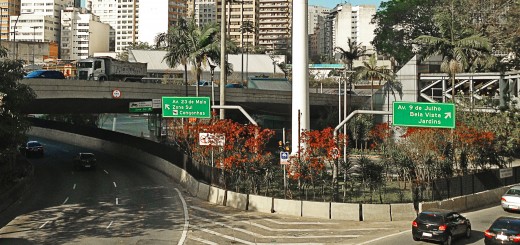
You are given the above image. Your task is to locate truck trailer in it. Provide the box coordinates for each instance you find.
[76,57,147,82]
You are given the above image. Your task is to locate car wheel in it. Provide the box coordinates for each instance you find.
[412,236,420,241]
[443,235,452,245]
[465,227,471,239]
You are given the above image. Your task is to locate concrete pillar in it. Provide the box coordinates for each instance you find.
[291,0,309,153]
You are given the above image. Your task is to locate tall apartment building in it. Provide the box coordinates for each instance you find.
[215,0,258,50]
[308,5,328,35]
[187,0,216,26]
[0,0,20,43]
[308,5,328,59]
[89,0,186,53]
[257,0,291,53]
[60,6,109,60]
[325,4,376,58]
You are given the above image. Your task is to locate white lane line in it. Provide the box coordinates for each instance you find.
[264,218,337,225]
[174,188,189,245]
[191,214,359,239]
[39,221,49,229]
[192,225,255,245]
[104,169,109,174]
[189,237,219,245]
[106,221,113,229]
[358,230,409,245]
[116,198,119,205]
[113,182,117,188]
[62,197,69,205]
[73,184,76,190]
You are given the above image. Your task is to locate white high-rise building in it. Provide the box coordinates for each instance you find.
[308,5,328,35]
[60,6,109,60]
[10,0,73,43]
[193,0,216,26]
[326,4,376,58]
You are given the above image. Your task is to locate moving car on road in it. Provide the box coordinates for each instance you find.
[24,70,65,79]
[501,186,520,212]
[73,153,97,170]
[412,209,471,245]
[19,141,44,157]
[484,216,520,244]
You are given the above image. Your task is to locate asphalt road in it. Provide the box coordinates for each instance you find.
[6,136,516,244]
[369,205,520,245]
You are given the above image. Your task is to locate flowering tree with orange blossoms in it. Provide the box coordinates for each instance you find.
[166,117,275,193]
[286,127,347,201]
[368,122,392,152]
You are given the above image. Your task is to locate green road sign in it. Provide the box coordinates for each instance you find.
[393,101,456,129]
[162,96,211,118]
[129,101,152,113]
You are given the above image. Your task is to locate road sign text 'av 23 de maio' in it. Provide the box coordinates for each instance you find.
[162,97,211,119]
[393,101,456,129]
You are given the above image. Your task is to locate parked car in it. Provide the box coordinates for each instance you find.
[412,209,471,245]
[484,216,520,245]
[19,141,44,157]
[73,153,97,170]
[24,70,65,79]
[225,83,244,88]
[501,186,520,212]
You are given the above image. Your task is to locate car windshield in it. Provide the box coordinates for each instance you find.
[81,154,95,160]
[417,213,444,224]
[506,188,520,195]
[27,142,41,147]
[490,219,520,233]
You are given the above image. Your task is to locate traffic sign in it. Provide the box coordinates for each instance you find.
[331,147,340,159]
[129,101,153,113]
[393,101,455,129]
[152,99,162,108]
[280,151,289,165]
[162,97,211,118]
[199,133,225,146]
[112,89,121,98]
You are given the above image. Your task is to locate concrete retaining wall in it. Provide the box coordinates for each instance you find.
[362,204,391,221]
[330,202,360,221]
[29,127,517,221]
[248,194,273,213]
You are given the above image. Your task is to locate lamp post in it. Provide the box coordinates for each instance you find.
[208,60,216,113]
[31,26,37,65]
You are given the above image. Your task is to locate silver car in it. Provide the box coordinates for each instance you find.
[501,186,520,211]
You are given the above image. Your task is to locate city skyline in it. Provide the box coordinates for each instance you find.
[308,0,383,9]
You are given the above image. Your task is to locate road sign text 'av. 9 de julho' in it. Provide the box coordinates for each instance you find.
[162,97,211,119]
[393,101,455,129]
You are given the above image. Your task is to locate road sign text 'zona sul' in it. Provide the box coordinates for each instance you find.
[162,97,211,119]
[393,101,455,129]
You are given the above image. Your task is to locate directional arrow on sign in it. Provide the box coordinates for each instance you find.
[444,112,452,119]
[165,104,170,110]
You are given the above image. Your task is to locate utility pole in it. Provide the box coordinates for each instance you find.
[219,0,227,119]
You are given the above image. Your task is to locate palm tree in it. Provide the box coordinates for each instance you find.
[241,20,255,85]
[155,19,221,97]
[354,53,391,110]
[335,38,367,113]
[413,0,492,102]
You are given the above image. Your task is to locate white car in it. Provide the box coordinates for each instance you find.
[501,185,520,211]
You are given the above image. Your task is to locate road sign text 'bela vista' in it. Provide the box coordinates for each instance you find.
[393,101,455,129]
[162,97,211,119]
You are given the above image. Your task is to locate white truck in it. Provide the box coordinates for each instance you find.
[76,57,147,82]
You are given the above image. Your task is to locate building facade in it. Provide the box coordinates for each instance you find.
[257,0,291,53]
[0,0,21,42]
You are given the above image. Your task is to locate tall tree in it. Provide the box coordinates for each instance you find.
[413,0,493,101]
[372,0,440,68]
[335,38,367,114]
[354,53,391,110]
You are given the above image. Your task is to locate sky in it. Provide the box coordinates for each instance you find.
[308,0,384,9]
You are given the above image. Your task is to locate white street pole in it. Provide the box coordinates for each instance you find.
[219,0,227,119]
[291,0,309,154]
[343,71,347,163]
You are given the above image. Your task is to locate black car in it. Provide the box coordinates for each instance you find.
[20,141,44,157]
[485,216,520,245]
[412,209,471,245]
[73,153,97,170]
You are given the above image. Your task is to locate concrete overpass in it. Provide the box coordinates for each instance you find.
[20,79,368,120]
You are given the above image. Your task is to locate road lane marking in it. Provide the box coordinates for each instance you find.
[106,221,113,229]
[192,225,255,245]
[189,237,219,245]
[39,221,49,229]
[358,230,409,245]
[62,197,69,205]
[191,214,359,239]
[264,218,337,225]
[116,198,119,205]
[113,182,117,188]
[104,170,109,174]
[174,188,189,245]
[73,184,76,190]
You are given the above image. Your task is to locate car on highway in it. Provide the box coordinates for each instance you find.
[412,209,471,245]
[501,186,520,212]
[73,153,97,170]
[225,83,244,88]
[24,70,65,79]
[484,216,520,244]
[19,140,44,157]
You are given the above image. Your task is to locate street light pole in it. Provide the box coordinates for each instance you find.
[219,0,227,119]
